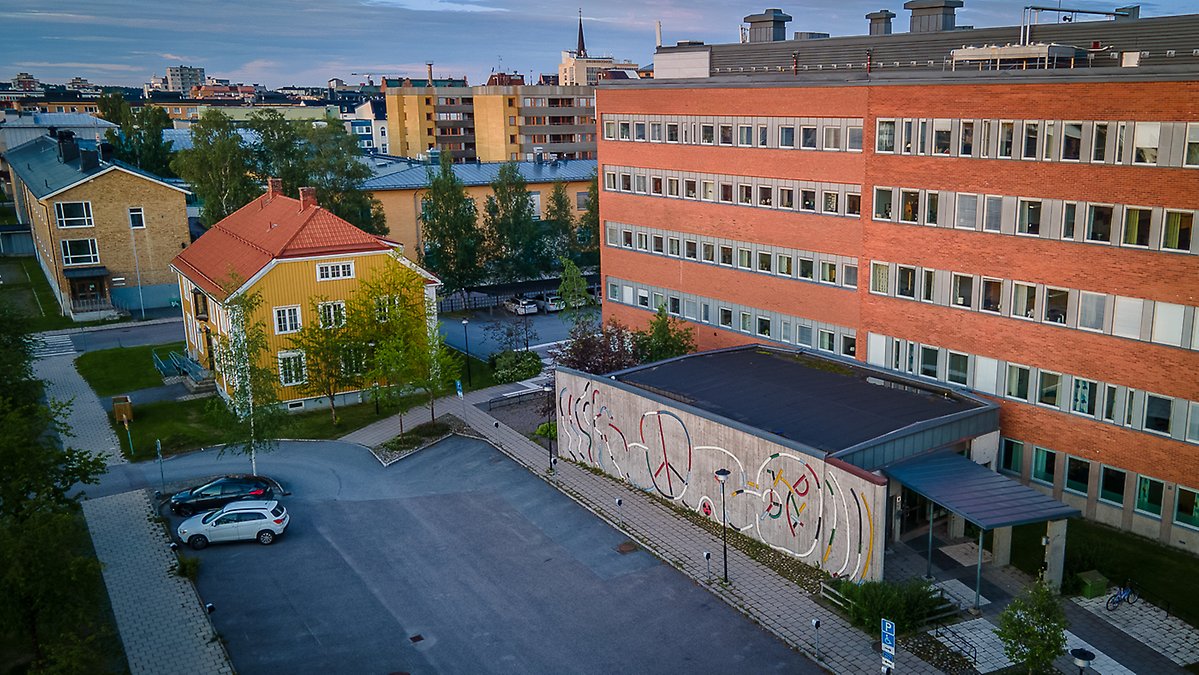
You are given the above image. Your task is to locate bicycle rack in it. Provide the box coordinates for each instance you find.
[934,622,978,665]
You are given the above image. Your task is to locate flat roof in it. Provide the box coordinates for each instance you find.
[613,346,995,466]
[884,451,1080,529]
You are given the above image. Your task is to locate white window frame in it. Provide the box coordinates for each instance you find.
[318,300,347,329]
[317,261,354,281]
[128,207,146,229]
[54,201,94,228]
[60,238,99,266]
[278,351,306,386]
[274,305,301,335]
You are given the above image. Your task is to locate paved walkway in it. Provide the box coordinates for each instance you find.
[33,337,234,675]
[83,491,233,675]
[1074,595,1199,667]
[342,386,938,674]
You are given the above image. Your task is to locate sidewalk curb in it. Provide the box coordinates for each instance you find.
[35,316,182,338]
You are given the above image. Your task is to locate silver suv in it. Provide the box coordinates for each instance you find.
[177,500,290,550]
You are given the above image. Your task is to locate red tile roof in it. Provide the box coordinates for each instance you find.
[172,190,394,299]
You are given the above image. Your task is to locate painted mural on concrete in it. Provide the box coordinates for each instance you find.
[557,371,886,582]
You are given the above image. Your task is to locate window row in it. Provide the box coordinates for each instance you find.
[605,277,857,357]
[875,118,1199,169]
[871,185,1197,255]
[866,332,1199,444]
[603,165,862,218]
[602,114,864,152]
[604,222,859,290]
[999,438,1198,529]
[52,202,147,230]
[273,301,347,334]
[868,261,1199,350]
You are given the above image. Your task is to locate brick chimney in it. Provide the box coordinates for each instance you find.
[266,177,282,200]
[298,186,317,211]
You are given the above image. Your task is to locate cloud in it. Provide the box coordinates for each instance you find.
[14,61,144,72]
[364,0,507,12]
[0,10,100,22]
[160,53,195,62]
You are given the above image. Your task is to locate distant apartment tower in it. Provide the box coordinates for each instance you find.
[384,71,595,162]
[11,72,40,91]
[166,65,206,94]
[559,14,639,85]
[599,5,1199,553]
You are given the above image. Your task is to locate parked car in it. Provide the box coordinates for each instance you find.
[535,294,565,312]
[177,500,290,550]
[168,475,279,516]
[503,296,538,315]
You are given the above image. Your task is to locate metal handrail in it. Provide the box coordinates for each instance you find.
[169,351,210,382]
[152,350,181,378]
[934,622,978,665]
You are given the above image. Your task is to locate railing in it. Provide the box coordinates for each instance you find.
[818,581,962,629]
[169,351,210,382]
[818,581,851,611]
[934,622,978,665]
[152,349,182,378]
[70,297,115,313]
[486,387,546,411]
[438,293,503,313]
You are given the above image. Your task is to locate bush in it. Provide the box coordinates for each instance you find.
[174,554,200,582]
[534,421,557,439]
[492,350,542,383]
[834,578,941,635]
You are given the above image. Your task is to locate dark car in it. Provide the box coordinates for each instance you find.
[168,475,279,516]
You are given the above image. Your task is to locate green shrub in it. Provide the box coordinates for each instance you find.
[492,350,542,383]
[174,554,200,582]
[534,421,557,439]
[834,578,940,635]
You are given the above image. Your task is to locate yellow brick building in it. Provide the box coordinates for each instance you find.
[7,132,191,320]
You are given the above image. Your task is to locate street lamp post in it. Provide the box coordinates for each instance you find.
[542,385,553,471]
[461,319,472,387]
[1070,648,1095,674]
[368,340,378,415]
[714,468,731,583]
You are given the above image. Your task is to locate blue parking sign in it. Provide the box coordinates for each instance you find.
[455,379,463,398]
[881,618,896,657]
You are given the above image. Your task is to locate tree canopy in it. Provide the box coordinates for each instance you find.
[633,305,696,364]
[994,579,1068,674]
[419,150,484,295]
[483,162,542,283]
[170,109,259,226]
[97,93,175,177]
[572,171,600,268]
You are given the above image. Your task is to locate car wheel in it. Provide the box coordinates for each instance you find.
[257,530,276,545]
[188,535,209,550]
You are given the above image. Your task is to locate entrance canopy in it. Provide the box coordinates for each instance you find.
[63,265,109,279]
[884,451,1079,530]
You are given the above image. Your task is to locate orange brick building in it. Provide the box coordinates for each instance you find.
[597,6,1199,552]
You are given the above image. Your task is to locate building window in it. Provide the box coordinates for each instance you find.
[801,189,817,212]
[719,245,733,266]
[1162,211,1194,252]
[700,124,714,144]
[1133,122,1160,164]
[702,181,715,201]
[1038,371,1061,407]
[925,193,939,225]
[1062,123,1082,161]
[1032,447,1056,485]
[60,238,99,266]
[899,191,919,223]
[1136,476,1164,517]
[756,316,771,337]
[1017,199,1041,235]
[1022,121,1040,159]
[932,119,951,155]
[719,124,733,145]
[960,121,975,156]
[739,311,752,333]
[842,335,856,357]
[684,180,697,199]
[54,201,94,228]
[870,263,889,294]
[820,261,837,284]
[652,235,664,253]
[738,184,752,205]
[822,191,839,214]
[758,186,773,207]
[955,194,977,230]
[634,122,646,141]
[618,122,630,140]
[278,351,306,386]
[873,188,893,220]
[1184,123,1199,167]
[779,126,795,148]
[1086,205,1113,243]
[1044,288,1069,324]
[718,307,733,328]
[983,196,1003,232]
[1092,122,1109,162]
[1006,364,1030,400]
[1144,394,1173,434]
[1100,466,1126,505]
[798,258,814,279]
[1065,457,1089,495]
[1177,486,1199,529]
[947,351,968,385]
[921,270,935,302]
[128,207,145,229]
[998,122,1014,158]
[896,266,916,298]
[1188,401,1199,443]
[823,126,841,150]
[847,126,863,151]
[779,188,794,209]
[685,240,697,259]
[981,279,1001,313]
[604,172,617,190]
[800,126,817,149]
[951,274,973,308]
[1151,302,1185,346]
[1078,292,1105,331]
[666,123,679,142]
[846,193,861,216]
[668,296,681,315]
[608,282,619,301]
[634,176,647,193]
[1112,296,1144,338]
[819,330,836,352]
[650,123,662,141]
[876,120,896,152]
[776,254,793,276]
[919,346,938,378]
[737,248,752,269]
[719,183,733,203]
[999,439,1022,474]
[650,177,663,195]
[738,125,753,146]
[843,265,858,288]
[319,301,346,329]
[637,289,649,307]
[274,306,301,334]
[757,251,772,273]
[317,261,354,280]
[1103,385,1118,422]
[1071,378,1097,416]
[636,233,648,250]
[1123,208,1152,247]
[702,243,715,262]
[621,230,634,248]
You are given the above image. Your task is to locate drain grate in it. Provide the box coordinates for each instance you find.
[409,634,424,643]
[616,541,638,554]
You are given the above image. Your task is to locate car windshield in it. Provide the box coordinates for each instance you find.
[201,509,224,525]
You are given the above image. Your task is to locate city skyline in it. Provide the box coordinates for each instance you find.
[4,0,1194,89]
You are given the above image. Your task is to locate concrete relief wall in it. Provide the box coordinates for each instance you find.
[556,369,888,581]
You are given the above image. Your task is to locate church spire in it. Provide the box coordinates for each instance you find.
[576,9,588,58]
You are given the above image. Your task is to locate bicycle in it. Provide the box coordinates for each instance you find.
[1105,581,1139,611]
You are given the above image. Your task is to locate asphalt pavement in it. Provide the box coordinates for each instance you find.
[70,320,184,353]
[93,438,814,675]
[440,306,596,358]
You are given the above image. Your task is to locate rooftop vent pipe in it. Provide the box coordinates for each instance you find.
[867,9,897,35]
[903,0,963,33]
[743,9,792,43]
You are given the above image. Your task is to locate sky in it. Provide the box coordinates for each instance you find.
[1,0,1188,89]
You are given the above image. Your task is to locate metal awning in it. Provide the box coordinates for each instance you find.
[63,265,109,279]
[884,451,1080,530]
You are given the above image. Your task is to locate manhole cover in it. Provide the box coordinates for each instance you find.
[616,541,638,554]
[409,634,424,643]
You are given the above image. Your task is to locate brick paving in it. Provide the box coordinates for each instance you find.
[343,386,939,674]
[82,491,233,675]
[1073,595,1199,667]
[33,330,233,675]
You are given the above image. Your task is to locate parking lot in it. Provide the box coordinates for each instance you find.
[128,437,812,674]
[440,305,599,359]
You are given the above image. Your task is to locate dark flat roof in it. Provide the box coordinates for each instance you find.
[884,451,1080,529]
[614,346,988,456]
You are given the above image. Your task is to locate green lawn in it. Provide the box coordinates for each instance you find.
[0,204,17,225]
[462,354,497,391]
[75,342,184,396]
[0,256,122,332]
[1011,518,1199,625]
